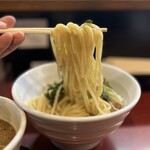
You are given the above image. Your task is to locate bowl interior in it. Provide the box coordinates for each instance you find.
[12,62,141,120]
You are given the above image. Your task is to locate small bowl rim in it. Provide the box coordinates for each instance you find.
[0,96,27,150]
[12,62,141,123]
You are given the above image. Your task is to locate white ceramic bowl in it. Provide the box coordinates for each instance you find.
[0,96,26,150]
[12,62,141,150]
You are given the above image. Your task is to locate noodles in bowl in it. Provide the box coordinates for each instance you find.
[12,62,141,150]
[12,21,141,150]
[27,22,123,117]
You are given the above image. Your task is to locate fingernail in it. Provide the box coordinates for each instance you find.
[0,22,7,28]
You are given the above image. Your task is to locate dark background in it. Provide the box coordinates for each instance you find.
[0,10,150,89]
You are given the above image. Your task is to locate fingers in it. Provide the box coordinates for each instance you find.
[0,16,25,59]
[0,15,16,28]
[8,31,25,51]
[0,32,25,59]
[0,32,13,53]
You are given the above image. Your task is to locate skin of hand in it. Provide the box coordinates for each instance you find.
[0,16,25,59]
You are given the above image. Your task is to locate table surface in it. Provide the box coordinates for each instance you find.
[0,81,150,150]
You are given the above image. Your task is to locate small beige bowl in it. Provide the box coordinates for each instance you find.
[12,62,141,150]
[0,96,26,150]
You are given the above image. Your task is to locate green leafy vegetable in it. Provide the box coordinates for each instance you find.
[45,78,123,109]
[45,81,64,105]
[101,79,110,101]
[85,19,93,24]
[101,79,123,108]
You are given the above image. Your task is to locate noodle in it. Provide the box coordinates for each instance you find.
[27,22,123,116]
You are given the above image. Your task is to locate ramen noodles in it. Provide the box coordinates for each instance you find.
[28,22,123,116]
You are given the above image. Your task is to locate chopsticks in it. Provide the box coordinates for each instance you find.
[0,28,52,34]
[0,27,107,34]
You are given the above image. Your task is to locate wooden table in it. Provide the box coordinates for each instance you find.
[0,81,150,150]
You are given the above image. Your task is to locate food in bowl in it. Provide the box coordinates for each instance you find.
[27,22,123,117]
[0,96,26,150]
[12,63,141,150]
[0,119,16,149]
[12,22,141,150]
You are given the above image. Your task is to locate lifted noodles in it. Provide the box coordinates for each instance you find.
[28,22,123,116]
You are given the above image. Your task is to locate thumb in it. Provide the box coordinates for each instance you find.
[0,16,16,28]
[0,21,7,29]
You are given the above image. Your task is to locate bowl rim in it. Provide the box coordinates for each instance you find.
[12,62,141,123]
[0,96,27,150]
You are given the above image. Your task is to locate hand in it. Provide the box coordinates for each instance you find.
[0,16,25,59]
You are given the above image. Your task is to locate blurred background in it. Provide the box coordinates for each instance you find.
[0,0,150,90]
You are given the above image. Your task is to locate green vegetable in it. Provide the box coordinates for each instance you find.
[45,78,123,109]
[45,81,64,105]
[85,19,93,24]
[101,79,123,107]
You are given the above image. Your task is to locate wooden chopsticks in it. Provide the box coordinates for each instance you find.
[0,27,107,34]
[0,28,52,34]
